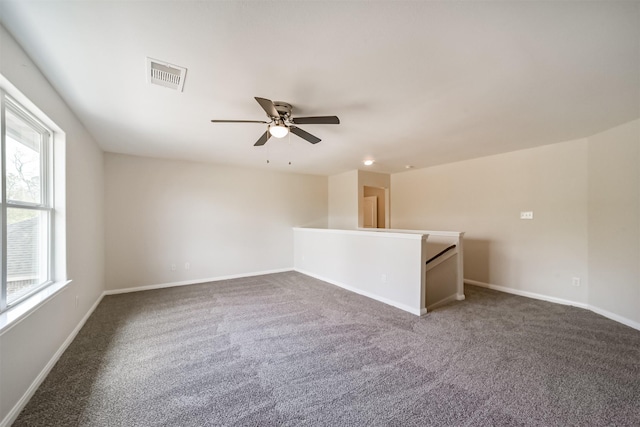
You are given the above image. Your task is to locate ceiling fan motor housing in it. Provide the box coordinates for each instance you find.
[273,102,292,118]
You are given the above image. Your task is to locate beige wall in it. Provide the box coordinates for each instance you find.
[391,139,590,304]
[587,119,640,324]
[391,122,640,327]
[105,153,327,290]
[328,170,358,229]
[0,25,105,423]
[328,170,391,229]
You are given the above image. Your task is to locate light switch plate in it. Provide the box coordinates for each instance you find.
[520,211,534,220]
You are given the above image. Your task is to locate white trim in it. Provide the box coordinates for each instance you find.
[588,304,640,331]
[293,227,427,240]
[295,268,425,316]
[464,279,588,309]
[103,268,293,295]
[0,291,104,427]
[0,280,72,335]
[364,228,465,238]
[465,279,639,332]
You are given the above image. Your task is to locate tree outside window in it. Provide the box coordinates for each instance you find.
[1,95,53,310]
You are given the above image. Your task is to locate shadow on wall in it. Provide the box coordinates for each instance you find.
[463,238,490,283]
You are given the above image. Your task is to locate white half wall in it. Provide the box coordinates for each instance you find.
[0,25,105,426]
[294,228,427,315]
[105,153,327,291]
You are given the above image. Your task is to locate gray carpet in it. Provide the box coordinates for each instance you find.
[13,271,640,426]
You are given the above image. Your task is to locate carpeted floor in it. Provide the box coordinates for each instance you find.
[13,271,640,426]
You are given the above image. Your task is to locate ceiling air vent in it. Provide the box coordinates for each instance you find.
[147,57,187,92]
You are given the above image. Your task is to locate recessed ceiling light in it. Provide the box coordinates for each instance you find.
[363,159,374,166]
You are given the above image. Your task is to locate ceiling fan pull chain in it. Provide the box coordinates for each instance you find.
[288,131,292,165]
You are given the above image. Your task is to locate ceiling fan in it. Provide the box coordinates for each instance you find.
[211,97,340,146]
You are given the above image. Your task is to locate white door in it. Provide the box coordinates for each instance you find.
[363,196,378,228]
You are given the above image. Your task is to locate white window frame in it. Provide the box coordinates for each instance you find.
[0,92,55,313]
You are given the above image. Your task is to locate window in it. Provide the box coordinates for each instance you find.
[1,93,54,312]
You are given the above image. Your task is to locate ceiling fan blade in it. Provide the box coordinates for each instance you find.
[211,119,269,123]
[290,126,321,144]
[291,116,340,125]
[254,130,271,146]
[254,97,280,118]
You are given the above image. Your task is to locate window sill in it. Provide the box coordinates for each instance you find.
[0,280,72,336]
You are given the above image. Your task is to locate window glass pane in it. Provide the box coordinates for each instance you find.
[5,108,42,204]
[7,207,49,304]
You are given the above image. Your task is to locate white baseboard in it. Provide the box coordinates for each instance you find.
[464,279,589,309]
[427,293,459,311]
[295,268,425,316]
[1,292,104,427]
[104,268,294,295]
[464,279,639,331]
[588,304,640,331]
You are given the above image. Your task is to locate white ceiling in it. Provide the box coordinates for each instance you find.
[0,1,638,176]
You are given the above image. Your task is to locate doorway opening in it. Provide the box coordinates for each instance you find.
[363,186,389,228]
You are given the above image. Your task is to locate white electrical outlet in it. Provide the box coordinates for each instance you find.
[381,274,387,283]
[171,264,176,271]
[185,262,190,270]
[520,211,534,220]
[75,295,79,308]
[572,277,581,287]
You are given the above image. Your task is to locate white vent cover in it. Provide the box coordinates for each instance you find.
[147,58,187,92]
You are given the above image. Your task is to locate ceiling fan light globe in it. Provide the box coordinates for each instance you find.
[269,125,289,138]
